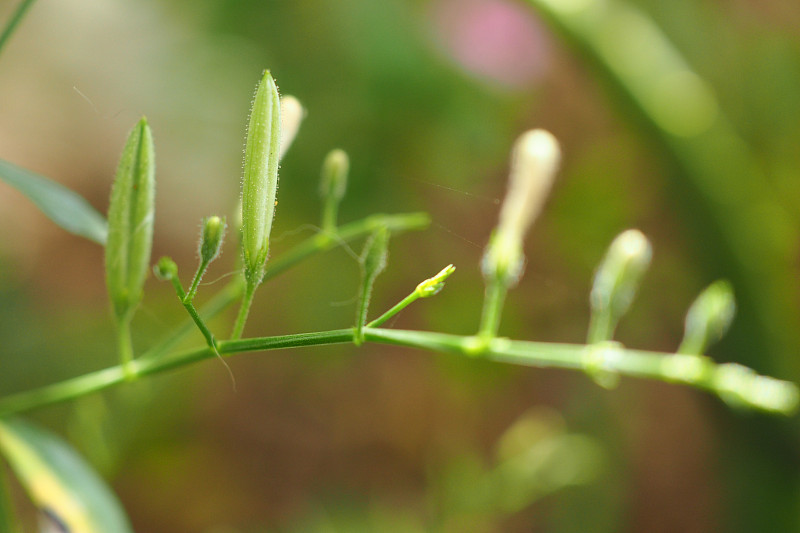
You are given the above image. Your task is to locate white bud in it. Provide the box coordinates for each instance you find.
[279,95,304,160]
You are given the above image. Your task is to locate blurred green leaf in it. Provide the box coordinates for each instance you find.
[0,159,108,245]
[0,417,133,533]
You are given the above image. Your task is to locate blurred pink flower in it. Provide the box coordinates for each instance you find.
[432,0,551,88]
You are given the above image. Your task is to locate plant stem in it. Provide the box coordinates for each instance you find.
[367,292,418,328]
[230,279,257,340]
[116,316,135,379]
[2,325,796,417]
[0,0,38,60]
[587,310,612,344]
[184,259,209,303]
[139,212,429,362]
[0,328,797,417]
[477,279,508,342]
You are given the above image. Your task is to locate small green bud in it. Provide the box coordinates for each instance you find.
[241,70,281,285]
[590,229,652,323]
[200,215,227,265]
[153,256,178,281]
[279,95,304,160]
[415,264,456,298]
[320,149,349,202]
[105,118,156,320]
[482,129,561,286]
[679,280,735,354]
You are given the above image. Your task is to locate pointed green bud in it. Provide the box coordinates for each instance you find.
[279,95,304,160]
[105,118,156,320]
[679,280,735,355]
[415,264,456,298]
[590,229,652,325]
[200,215,227,265]
[320,149,349,202]
[241,70,281,285]
[153,256,178,281]
[482,129,561,286]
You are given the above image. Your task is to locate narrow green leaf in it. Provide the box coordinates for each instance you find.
[0,159,108,245]
[105,118,156,320]
[0,417,133,533]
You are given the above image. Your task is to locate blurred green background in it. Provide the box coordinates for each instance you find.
[1,0,800,531]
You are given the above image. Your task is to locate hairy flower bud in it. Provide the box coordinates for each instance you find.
[241,70,281,284]
[105,118,155,320]
[199,215,226,265]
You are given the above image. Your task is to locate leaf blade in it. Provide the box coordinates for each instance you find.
[0,417,133,533]
[0,158,108,245]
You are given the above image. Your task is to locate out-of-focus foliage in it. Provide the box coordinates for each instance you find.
[1,0,799,531]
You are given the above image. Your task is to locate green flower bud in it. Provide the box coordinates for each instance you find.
[679,280,735,354]
[241,70,281,285]
[590,229,652,324]
[482,129,561,286]
[153,256,178,281]
[320,149,349,231]
[200,215,227,265]
[320,149,349,202]
[105,118,155,320]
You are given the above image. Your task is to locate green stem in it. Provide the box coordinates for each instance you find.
[1,326,795,417]
[0,0,38,60]
[477,279,508,342]
[184,259,209,303]
[168,274,217,350]
[139,212,429,362]
[230,279,257,340]
[116,315,135,379]
[587,310,613,344]
[367,292,418,328]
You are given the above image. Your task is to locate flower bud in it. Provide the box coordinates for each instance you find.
[153,256,178,281]
[279,95,304,160]
[199,215,227,265]
[105,118,155,320]
[679,280,735,354]
[590,229,652,324]
[482,129,561,286]
[415,264,456,298]
[320,149,349,202]
[241,70,281,284]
